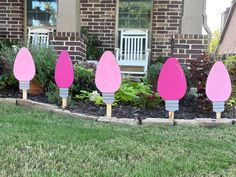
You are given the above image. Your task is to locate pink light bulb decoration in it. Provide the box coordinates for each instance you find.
[13,47,36,99]
[54,50,74,108]
[157,57,187,118]
[206,61,232,117]
[95,51,122,94]
[95,51,122,117]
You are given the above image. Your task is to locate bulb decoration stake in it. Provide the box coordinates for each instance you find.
[55,50,74,109]
[206,61,232,119]
[157,58,187,119]
[13,47,35,100]
[95,51,122,118]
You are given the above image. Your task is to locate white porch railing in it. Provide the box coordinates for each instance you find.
[115,29,151,74]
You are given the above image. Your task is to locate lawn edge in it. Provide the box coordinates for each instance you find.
[0,98,235,127]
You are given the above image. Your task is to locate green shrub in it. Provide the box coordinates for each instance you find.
[29,45,57,92]
[147,56,192,92]
[81,27,103,60]
[46,82,61,105]
[115,79,162,108]
[0,40,18,51]
[189,53,214,111]
[71,64,96,97]
[0,43,57,92]
[224,56,236,107]
[147,62,162,91]
[0,44,19,89]
[75,90,103,105]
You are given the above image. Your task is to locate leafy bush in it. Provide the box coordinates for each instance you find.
[147,55,192,92]
[147,62,163,91]
[71,64,96,97]
[29,45,57,92]
[81,27,103,60]
[0,44,19,89]
[0,40,18,51]
[0,43,57,92]
[189,52,214,111]
[75,90,103,105]
[224,56,236,107]
[147,56,168,91]
[115,79,162,108]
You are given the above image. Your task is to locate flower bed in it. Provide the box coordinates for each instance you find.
[0,44,236,120]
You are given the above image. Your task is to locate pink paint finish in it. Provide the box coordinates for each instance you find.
[206,61,232,102]
[55,50,74,88]
[95,51,122,93]
[157,57,187,100]
[13,47,35,81]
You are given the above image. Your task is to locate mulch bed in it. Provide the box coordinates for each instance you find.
[1,89,236,119]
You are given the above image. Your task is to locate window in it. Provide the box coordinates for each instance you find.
[27,0,57,27]
[119,0,152,29]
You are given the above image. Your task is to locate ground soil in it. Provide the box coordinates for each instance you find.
[1,89,235,119]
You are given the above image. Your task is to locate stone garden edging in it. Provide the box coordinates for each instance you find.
[0,98,235,127]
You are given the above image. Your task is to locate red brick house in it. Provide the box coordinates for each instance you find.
[218,0,236,56]
[0,0,210,72]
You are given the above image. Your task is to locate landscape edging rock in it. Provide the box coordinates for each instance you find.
[0,98,235,127]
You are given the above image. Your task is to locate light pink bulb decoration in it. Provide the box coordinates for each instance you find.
[206,61,232,117]
[157,57,187,118]
[13,47,36,99]
[55,50,74,100]
[95,51,121,117]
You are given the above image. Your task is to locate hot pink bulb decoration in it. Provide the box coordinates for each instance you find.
[13,47,35,81]
[206,61,231,102]
[95,51,122,93]
[55,50,74,88]
[157,57,187,100]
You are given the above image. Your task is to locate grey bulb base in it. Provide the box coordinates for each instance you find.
[19,81,30,91]
[213,101,224,113]
[165,100,179,112]
[102,93,114,104]
[60,88,68,98]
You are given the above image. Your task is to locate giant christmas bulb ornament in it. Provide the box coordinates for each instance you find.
[206,61,232,119]
[13,47,36,100]
[55,50,74,109]
[157,57,187,119]
[95,51,122,117]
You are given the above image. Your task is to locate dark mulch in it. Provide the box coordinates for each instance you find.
[0,89,236,119]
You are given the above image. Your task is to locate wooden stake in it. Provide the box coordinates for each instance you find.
[22,90,27,100]
[169,111,175,120]
[62,98,67,109]
[216,112,221,119]
[106,104,112,118]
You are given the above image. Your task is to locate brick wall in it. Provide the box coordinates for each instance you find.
[152,0,183,60]
[172,34,209,64]
[49,32,86,62]
[80,0,116,51]
[0,0,24,41]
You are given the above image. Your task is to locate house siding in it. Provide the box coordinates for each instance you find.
[0,0,24,41]
[218,4,236,56]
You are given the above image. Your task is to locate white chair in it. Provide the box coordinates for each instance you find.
[27,28,51,47]
[115,30,151,74]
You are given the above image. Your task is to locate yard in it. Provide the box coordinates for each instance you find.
[0,103,236,176]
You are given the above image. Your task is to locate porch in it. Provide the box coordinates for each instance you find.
[0,0,209,73]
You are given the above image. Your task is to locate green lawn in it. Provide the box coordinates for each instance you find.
[0,103,236,176]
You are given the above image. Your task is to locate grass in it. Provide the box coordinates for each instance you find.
[0,103,236,176]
